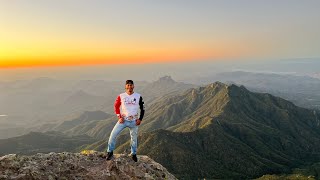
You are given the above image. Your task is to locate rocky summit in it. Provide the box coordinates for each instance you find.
[0,151,177,180]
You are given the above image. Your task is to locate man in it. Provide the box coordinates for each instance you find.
[106,80,145,162]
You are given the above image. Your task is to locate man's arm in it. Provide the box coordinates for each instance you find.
[114,95,123,123]
[139,96,145,120]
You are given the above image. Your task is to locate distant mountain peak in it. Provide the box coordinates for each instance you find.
[156,76,176,83]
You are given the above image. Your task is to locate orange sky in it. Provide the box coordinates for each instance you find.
[1,1,319,69]
[0,53,226,68]
[0,42,249,68]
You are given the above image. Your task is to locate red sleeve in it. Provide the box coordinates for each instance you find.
[114,95,121,115]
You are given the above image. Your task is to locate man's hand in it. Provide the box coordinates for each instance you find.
[118,117,124,124]
[136,119,141,126]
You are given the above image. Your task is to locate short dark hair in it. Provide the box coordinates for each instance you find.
[126,80,134,85]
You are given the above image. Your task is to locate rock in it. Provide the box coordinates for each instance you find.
[0,151,177,180]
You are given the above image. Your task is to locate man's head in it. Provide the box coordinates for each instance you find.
[125,80,134,94]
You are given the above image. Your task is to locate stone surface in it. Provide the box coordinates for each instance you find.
[0,151,177,180]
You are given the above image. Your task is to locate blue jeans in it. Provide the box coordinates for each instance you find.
[107,120,138,154]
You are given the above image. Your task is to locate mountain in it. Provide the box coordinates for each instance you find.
[0,78,104,139]
[110,82,320,179]
[62,90,107,111]
[53,110,112,132]
[59,113,117,139]
[0,76,192,139]
[32,110,117,140]
[0,78,126,139]
[35,76,195,139]
[0,152,177,179]
[3,81,320,178]
[140,82,229,132]
[257,162,320,179]
[140,76,195,104]
[0,131,96,156]
[191,71,320,110]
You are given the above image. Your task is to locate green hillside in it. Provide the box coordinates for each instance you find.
[0,131,96,156]
[257,162,320,179]
[113,82,320,179]
[4,81,320,179]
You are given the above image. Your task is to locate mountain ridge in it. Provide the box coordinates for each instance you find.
[0,131,97,156]
[2,81,320,179]
[114,82,320,179]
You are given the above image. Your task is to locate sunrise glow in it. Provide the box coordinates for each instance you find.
[1,1,319,68]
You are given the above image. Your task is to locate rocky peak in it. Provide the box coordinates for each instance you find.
[0,151,177,180]
[156,76,176,83]
[204,81,228,90]
[188,81,228,97]
[199,82,251,99]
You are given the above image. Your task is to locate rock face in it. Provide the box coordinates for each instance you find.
[0,151,177,180]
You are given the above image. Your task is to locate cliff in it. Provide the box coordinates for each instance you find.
[0,151,177,180]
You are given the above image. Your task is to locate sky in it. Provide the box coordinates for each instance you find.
[1,0,320,69]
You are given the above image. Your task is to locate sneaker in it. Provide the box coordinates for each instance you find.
[106,151,113,161]
[131,154,137,162]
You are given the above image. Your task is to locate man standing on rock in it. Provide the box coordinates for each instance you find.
[106,80,145,162]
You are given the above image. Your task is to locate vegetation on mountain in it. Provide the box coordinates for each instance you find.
[0,131,96,156]
[2,81,320,179]
[257,162,320,179]
[115,82,320,179]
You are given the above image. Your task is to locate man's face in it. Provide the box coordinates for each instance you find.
[125,83,134,93]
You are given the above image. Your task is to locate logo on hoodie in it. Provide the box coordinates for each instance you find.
[124,97,137,105]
